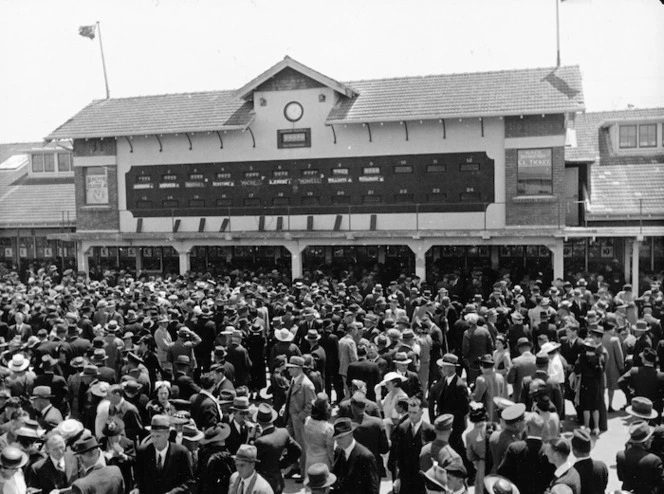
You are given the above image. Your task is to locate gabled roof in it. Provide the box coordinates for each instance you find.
[234,56,358,100]
[566,107,664,162]
[46,93,254,140]
[586,163,664,220]
[326,65,584,124]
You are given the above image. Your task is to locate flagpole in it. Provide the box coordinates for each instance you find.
[96,21,110,99]
[555,0,561,67]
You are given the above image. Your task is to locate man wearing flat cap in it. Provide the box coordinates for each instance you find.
[419,414,462,472]
[571,428,608,494]
[71,434,124,494]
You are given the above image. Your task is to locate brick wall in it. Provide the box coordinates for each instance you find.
[505,114,566,226]
[74,138,119,231]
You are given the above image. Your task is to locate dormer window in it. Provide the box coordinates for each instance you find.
[619,124,658,149]
[30,152,73,176]
[639,124,657,147]
[619,125,636,148]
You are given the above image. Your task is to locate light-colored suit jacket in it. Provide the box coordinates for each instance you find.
[287,373,316,424]
[338,335,358,376]
[228,471,274,494]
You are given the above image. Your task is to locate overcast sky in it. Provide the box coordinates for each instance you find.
[1,0,662,143]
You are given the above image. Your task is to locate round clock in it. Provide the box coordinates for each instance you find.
[284,101,303,122]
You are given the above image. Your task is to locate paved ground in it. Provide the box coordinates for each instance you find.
[282,390,634,493]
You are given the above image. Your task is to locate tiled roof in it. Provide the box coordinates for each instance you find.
[566,107,664,162]
[586,163,664,219]
[0,142,44,164]
[47,64,584,140]
[327,65,584,123]
[47,93,254,140]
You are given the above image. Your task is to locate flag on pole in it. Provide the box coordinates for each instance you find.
[78,25,96,40]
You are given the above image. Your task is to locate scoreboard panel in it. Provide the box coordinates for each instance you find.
[125,152,494,217]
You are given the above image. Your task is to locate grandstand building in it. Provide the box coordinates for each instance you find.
[2,57,661,285]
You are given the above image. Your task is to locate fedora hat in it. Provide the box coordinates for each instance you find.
[253,403,278,424]
[230,396,251,412]
[232,444,259,463]
[55,419,84,441]
[8,354,29,372]
[634,320,649,332]
[380,371,407,386]
[393,352,412,365]
[437,353,459,367]
[169,412,190,426]
[626,397,658,420]
[332,417,356,438]
[628,420,654,443]
[433,414,454,431]
[305,463,337,489]
[484,475,520,494]
[90,381,110,398]
[182,424,204,443]
[105,320,120,333]
[479,354,495,366]
[0,446,28,469]
[286,356,305,368]
[90,349,108,364]
[199,424,231,446]
[305,329,321,341]
[72,435,100,455]
[31,386,53,399]
[274,328,294,342]
[217,389,237,405]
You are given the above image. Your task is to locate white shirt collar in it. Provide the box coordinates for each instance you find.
[554,461,572,478]
[155,443,169,458]
[446,374,455,385]
[411,418,424,435]
[343,439,356,460]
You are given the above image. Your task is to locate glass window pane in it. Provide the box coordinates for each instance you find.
[639,124,657,147]
[619,125,637,148]
[43,154,55,172]
[57,153,71,172]
[517,148,552,195]
[32,154,44,172]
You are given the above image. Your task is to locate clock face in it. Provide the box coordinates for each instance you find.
[284,101,303,122]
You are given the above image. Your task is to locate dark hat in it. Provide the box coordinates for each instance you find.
[83,365,99,377]
[102,418,125,437]
[634,320,649,332]
[350,392,366,409]
[535,353,550,366]
[218,389,236,404]
[640,347,657,364]
[626,397,658,420]
[127,352,144,365]
[332,417,356,437]
[571,428,592,454]
[253,403,278,424]
[305,463,337,489]
[232,444,259,463]
[401,328,415,340]
[175,355,191,366]
[484,475,520,494]
[90,349,108,364]
[437,353,459,367]
[72,435,100,455]
[433,414,454,431]
[628,420,654,443]
[469,401,488,423]
[150,414,171,431]
[479,354,495,366]
[122,379,142,394]
[501,403,526,424]
[517,337,532,348]
[199,424,231,445]
[582,338,598,350]
[0,446,28,469]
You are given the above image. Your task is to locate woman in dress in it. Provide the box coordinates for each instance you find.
[303,393,334,476]
[145,381,177,418]
[492,335,511,379]
[574,338,605,435]
[374,372,408,439]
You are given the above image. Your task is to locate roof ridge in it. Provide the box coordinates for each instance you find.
[342,64,580,85]
[582,107,664,116]
[89,88,237,104]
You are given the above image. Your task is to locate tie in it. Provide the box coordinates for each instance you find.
[239,480,245,494]
[156,454,163,471]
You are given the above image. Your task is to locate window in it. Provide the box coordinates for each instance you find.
[57,153,71,172]
[332,196,350,204]
[394,165,413,174]
[31,154,44,173]
[277,128,311,148]
[85,167,109,205]
[43,154,55,172]
[619,125,637,148]
[301,196,320,205]
[517,148,553,195]
[394,193,414,203]
[639,124,657,147]
[427,192,447,203]
[427,164,446,173]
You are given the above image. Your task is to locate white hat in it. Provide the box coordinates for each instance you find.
[274,328,295,342]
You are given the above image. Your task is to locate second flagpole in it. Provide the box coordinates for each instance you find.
[96,21,110,99]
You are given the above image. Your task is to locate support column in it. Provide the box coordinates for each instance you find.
[549,239,564,281]
[490,245,499,270]
[135,248,142,275]
[623,240,631,283]
[178,249,191,275]
[632,238,641,290]
[76,242,90,275]
[284,241,306,281]
[407,240,433,282]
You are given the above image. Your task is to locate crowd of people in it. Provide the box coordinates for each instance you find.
[0,263,662,494]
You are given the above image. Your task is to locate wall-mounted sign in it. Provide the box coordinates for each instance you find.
[4,248,12,257]
[85,167,109,204]
[19,247,27,258]
[44,248,53,257]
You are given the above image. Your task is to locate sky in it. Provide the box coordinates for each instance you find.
[1,0,663,143]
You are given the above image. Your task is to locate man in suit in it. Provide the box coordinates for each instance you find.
[618,347,664,417]
[616,420,664,494]
[226,329,253,387]
[295,307,321,347]
[253,403,301,494]
[229,444,274,494]
[348,393,389,478]
[70,434,124,494]
[331,418,379,494]
[34,354,70,416]
[225,396,255,455]
[107,384,144,444]
[391,396,436,494]
[337,380,381,419]
[393,352,422,398]
[190,373,222,430]
[570,428,608,494]
[210,362,235,397]
[305,329,327,386]
[26,431,80,493]
[462,313,494,384]
[285,355,316,476]
[134,414,194,494]
[346,345,381,402]
[29,385,63,431]
[543,437,582,494]
[428,354,469,464]
[520,353,564,417]
[338,323,359,399]
[506,337,537,403]
[497,412,554,494]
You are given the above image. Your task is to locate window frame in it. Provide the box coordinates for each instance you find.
[516,148,553,196]
[277,128,311,149]
[639,124,657,148]
[619,125,637,149]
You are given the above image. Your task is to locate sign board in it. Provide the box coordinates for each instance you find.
[44,248,53,257]
[4,248,12,257]
[85,168,109,204]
